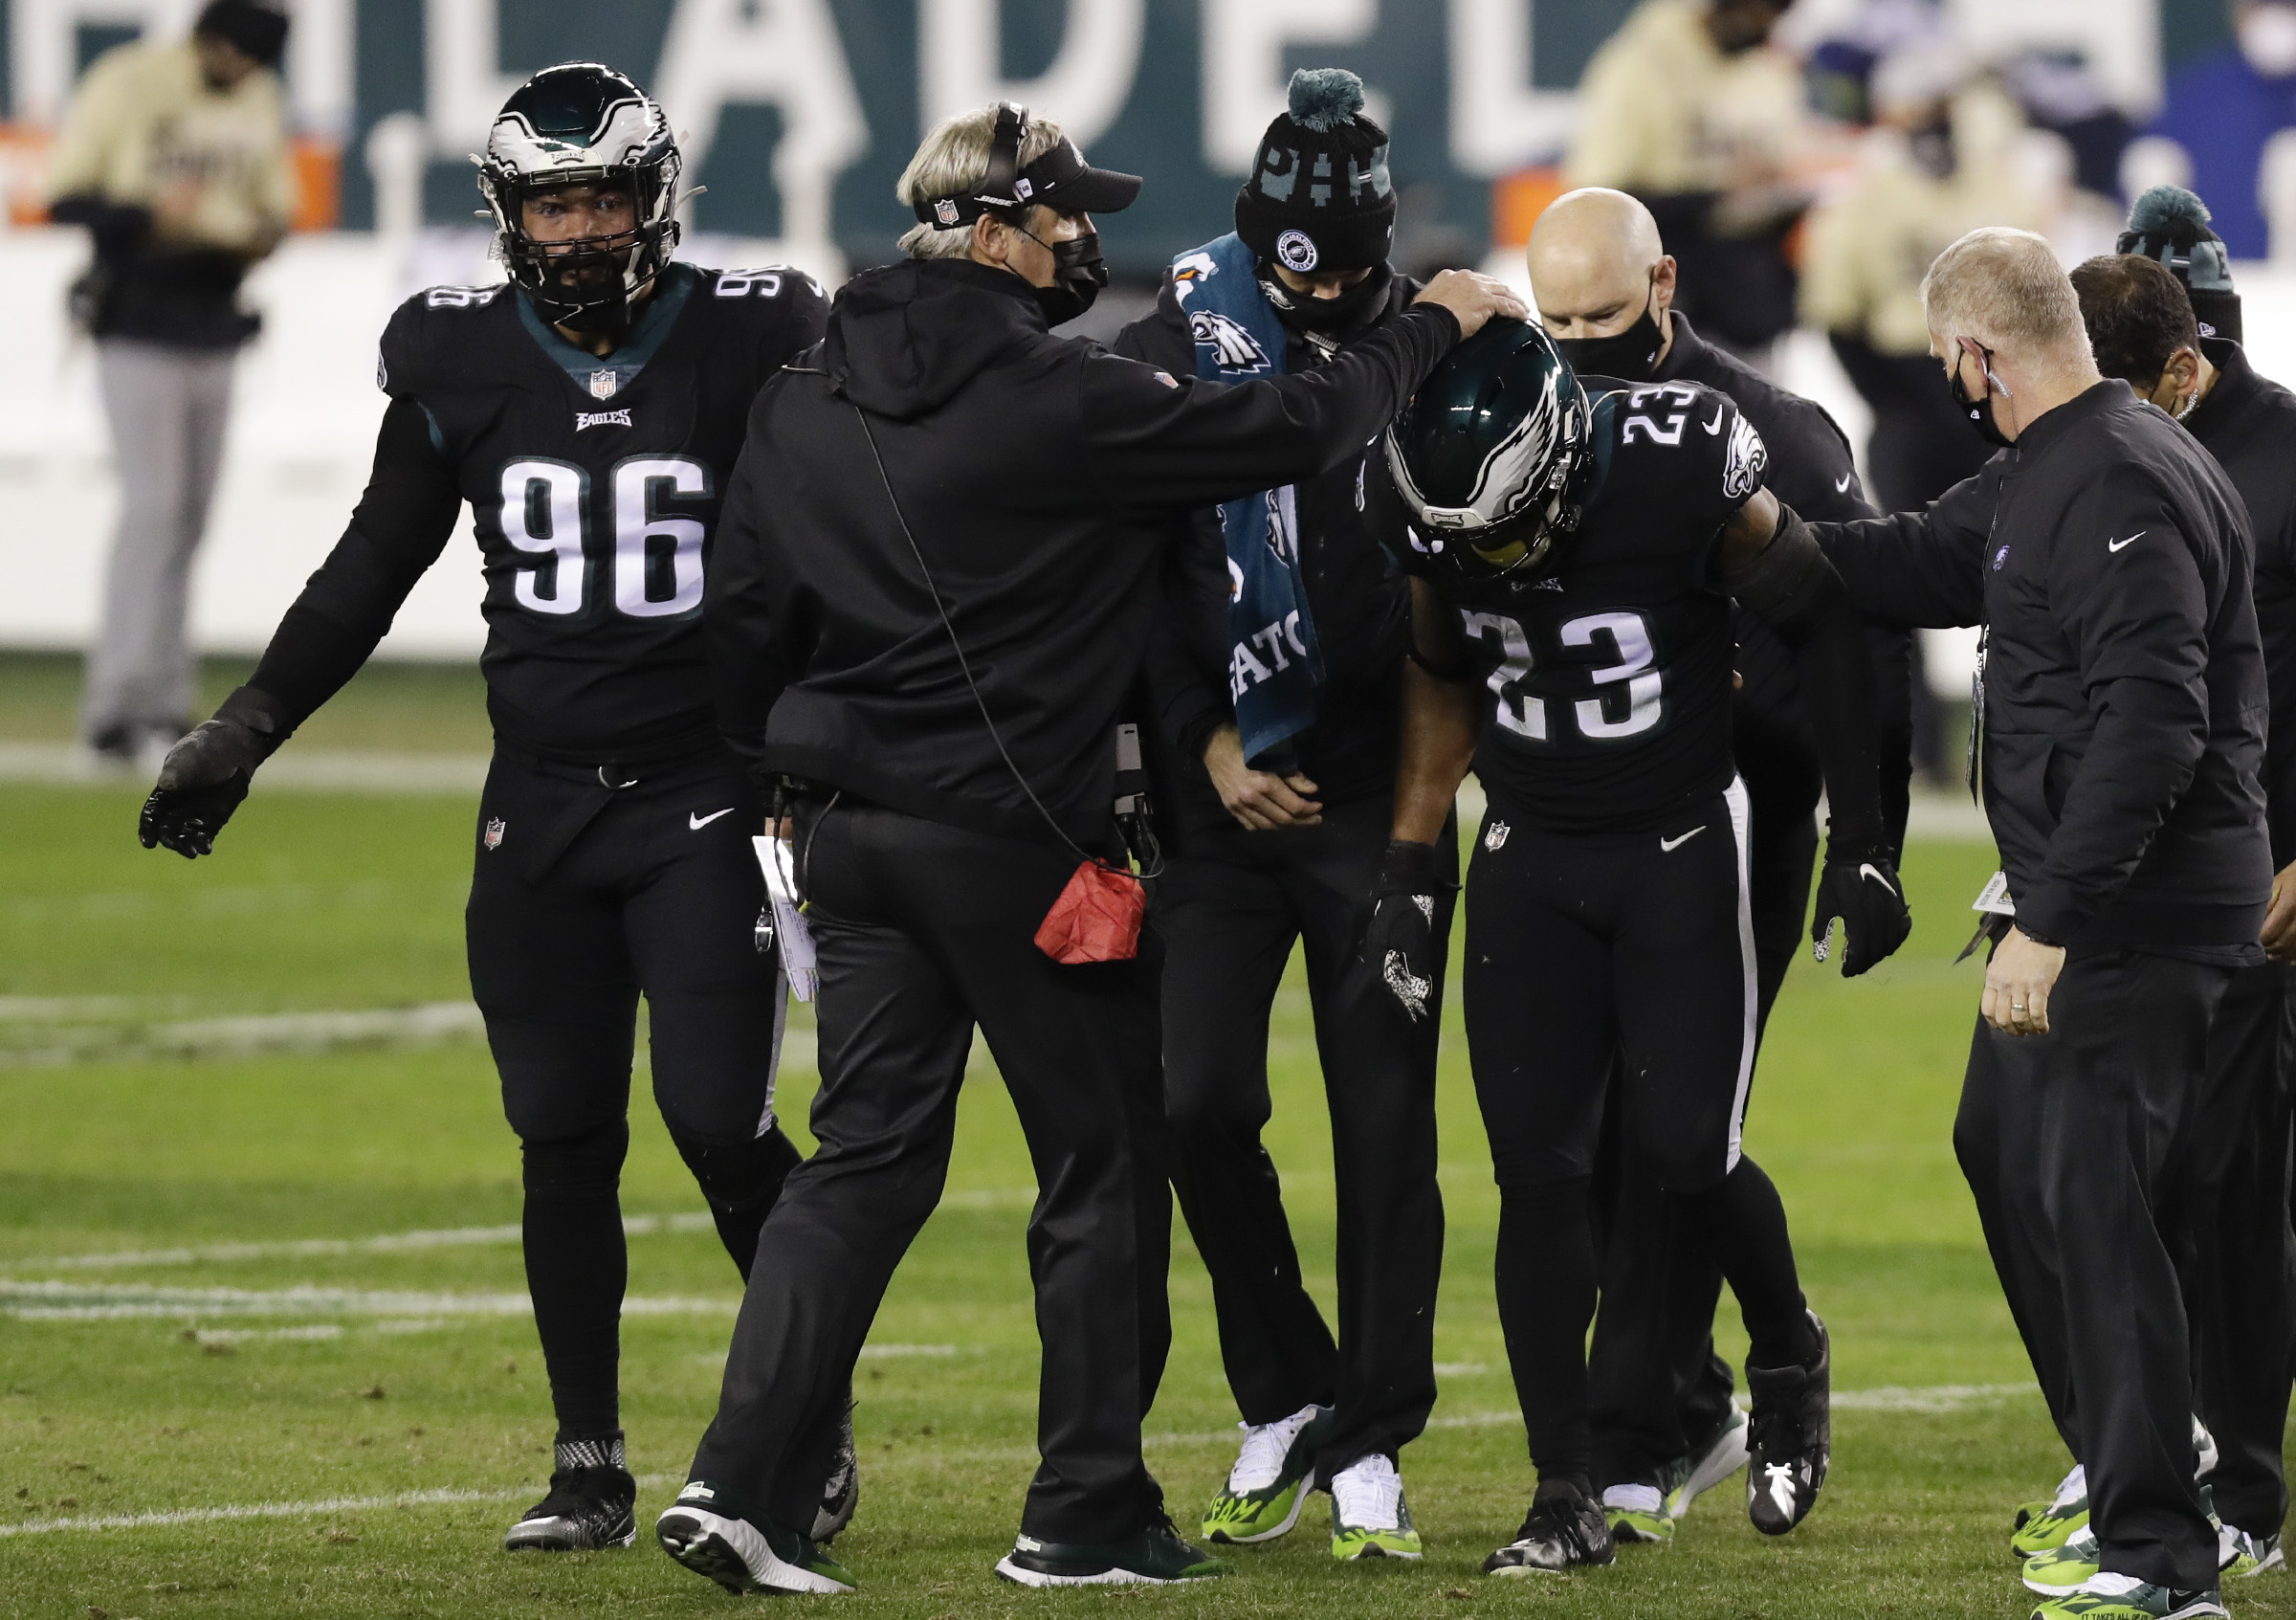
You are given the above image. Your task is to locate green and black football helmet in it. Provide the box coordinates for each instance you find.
[1385,317,1595,585]
[478,62,683,335]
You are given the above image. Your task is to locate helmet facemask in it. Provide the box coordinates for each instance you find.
[478,64,685,339]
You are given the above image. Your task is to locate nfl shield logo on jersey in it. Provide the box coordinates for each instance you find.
[588,369,617,400]
[484,817,507,851]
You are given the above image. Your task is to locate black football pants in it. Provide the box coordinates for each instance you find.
[1954,948,2228,1590]
[688,803,1172,1543]
[1154,794,1451,1485]
[2170,961,2296,1538]
[1467,786,1810,1492]
[467,750,799,1440]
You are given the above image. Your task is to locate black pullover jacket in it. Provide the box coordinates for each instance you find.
[2189,338,2296,869]
[706,258,1461,849]
[1811,380,2269,959]
[1113,267,1424,846]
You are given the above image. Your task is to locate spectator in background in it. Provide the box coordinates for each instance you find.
[47,0,293,766]
[1801,43,2044,513]
[1565,0,1809,368]
[2152,0,2296,261]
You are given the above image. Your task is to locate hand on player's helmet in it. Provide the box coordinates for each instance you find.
[1810,847,1912,977]
[1361,839,1451,1023]
[138,688,284,859]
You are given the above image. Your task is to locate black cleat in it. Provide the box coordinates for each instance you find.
[503,1433,636,1551]
[656,1481,857,1594]
[1484,1480,1616,1576]
[1746,1311,1831,1536]
[811,1402,860,1542]
[994,1511,1225,1587]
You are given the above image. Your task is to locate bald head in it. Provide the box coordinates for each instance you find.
[1527,188,1673,350]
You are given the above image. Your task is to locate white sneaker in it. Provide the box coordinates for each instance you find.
[1329,1454,1422,1560]
[1228,1404,1324,1494]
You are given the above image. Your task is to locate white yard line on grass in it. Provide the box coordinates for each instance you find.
[6,1212,716,1272]
[4,1387,2041,1537]
[0,1279,736,1320]
[0,743,492,795]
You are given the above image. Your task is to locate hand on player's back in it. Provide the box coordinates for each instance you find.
[138,720,267,859]
[1412,270,1530,341]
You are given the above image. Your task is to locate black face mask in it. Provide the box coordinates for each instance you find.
[1025,228,1109,326]
[1553,274,1667,383]
[1907,114,1956,181]
[1949,343,2017,448]
[1262,263,1394,336]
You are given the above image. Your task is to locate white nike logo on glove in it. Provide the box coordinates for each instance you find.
[689,808,735,831]
[1661,827,1706,853]
[1858,861,1900,896]
[2108,530,2145,552]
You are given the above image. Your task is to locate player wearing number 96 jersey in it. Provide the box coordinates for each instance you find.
[134,62,854,1560]
[1365,321,1910,1575]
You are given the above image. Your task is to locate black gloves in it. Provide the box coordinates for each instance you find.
[1361,839,1452,1023]
[1810,845,1911,977]
[138,687,286,859]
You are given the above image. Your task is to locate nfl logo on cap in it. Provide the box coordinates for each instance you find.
[935,198,960,226]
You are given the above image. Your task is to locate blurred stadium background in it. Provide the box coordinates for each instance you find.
[0,0,2287,677]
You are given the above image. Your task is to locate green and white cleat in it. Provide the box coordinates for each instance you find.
[994,1516,1225,1587]
[2222,1526,2284,1577]
[1602,1484,1671,1545]
[2022,1526,2100,1596]
[2027,1573,2226,1619]
[1329,1454,1422,1561]
[2016,1465,2089,1560]
[1668,1403,1752,1520]
[1200,1403,1333,1545]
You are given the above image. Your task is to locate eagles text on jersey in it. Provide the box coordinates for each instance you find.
[378,261,828,756]
[1404,377,1769,833]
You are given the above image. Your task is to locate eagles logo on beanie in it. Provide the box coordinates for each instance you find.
[2118,185,2242,345]
[1234,68,1396,276]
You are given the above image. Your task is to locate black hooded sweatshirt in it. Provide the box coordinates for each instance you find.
[706,258,1460,848]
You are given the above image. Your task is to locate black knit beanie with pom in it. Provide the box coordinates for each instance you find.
[2118,185,2242,345]
[1233,68,1396,275]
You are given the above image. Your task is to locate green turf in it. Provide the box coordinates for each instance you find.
[0,784,2285,1618]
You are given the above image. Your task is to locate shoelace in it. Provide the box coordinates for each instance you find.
[1331,1456,1402,1531]
[2051,1463,2087,1511]
[1601,1484,1663,1515]
[1227,1405,1319,1493]
[1517,1496,1599,1559]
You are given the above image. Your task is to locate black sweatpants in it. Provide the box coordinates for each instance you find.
[688,803,1171,1543]
[1954,948,2230,1590]
[1467,785,1809,1490]
[467,749,799,1440]
[2171,961,2296,1537]
[1154,793,1451,1484]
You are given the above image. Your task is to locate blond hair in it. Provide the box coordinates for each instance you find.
[895,105,1070,260]
[1920,227,2089,363]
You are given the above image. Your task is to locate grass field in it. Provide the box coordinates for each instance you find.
[0,660,2285,1618]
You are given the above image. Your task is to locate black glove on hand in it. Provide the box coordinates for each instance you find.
[1810,846,1912,977]
[1361,839,1451,1023]
[138,687,284,859]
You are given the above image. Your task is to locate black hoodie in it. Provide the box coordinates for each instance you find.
[706,257,1460,847]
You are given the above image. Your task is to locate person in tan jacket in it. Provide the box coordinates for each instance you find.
[1799,43,2045,510]
[46,0,292,764]
[1565,0,1808,364]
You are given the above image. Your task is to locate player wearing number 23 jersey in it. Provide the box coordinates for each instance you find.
[133,63,850,1561]
[1401,375,1763,832]
[1368,321,1910,1576]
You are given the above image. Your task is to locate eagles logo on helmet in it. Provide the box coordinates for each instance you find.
[1385,318,1596,586]
[477,62,686,340]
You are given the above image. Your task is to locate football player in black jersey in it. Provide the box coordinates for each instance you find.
[134,63,844,1556]
[1368,322,1911,1574]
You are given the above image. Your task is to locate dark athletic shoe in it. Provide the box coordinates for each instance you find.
[502,1433,636,1551]
[994,1513,1225,1587]
[810,1403,860,1542]
[1746,1311,1831,1536]
[1484,1481,1617,1576]
[655,1481,856,1595]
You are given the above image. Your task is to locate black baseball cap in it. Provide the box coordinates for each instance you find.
[911,104,1141,228]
